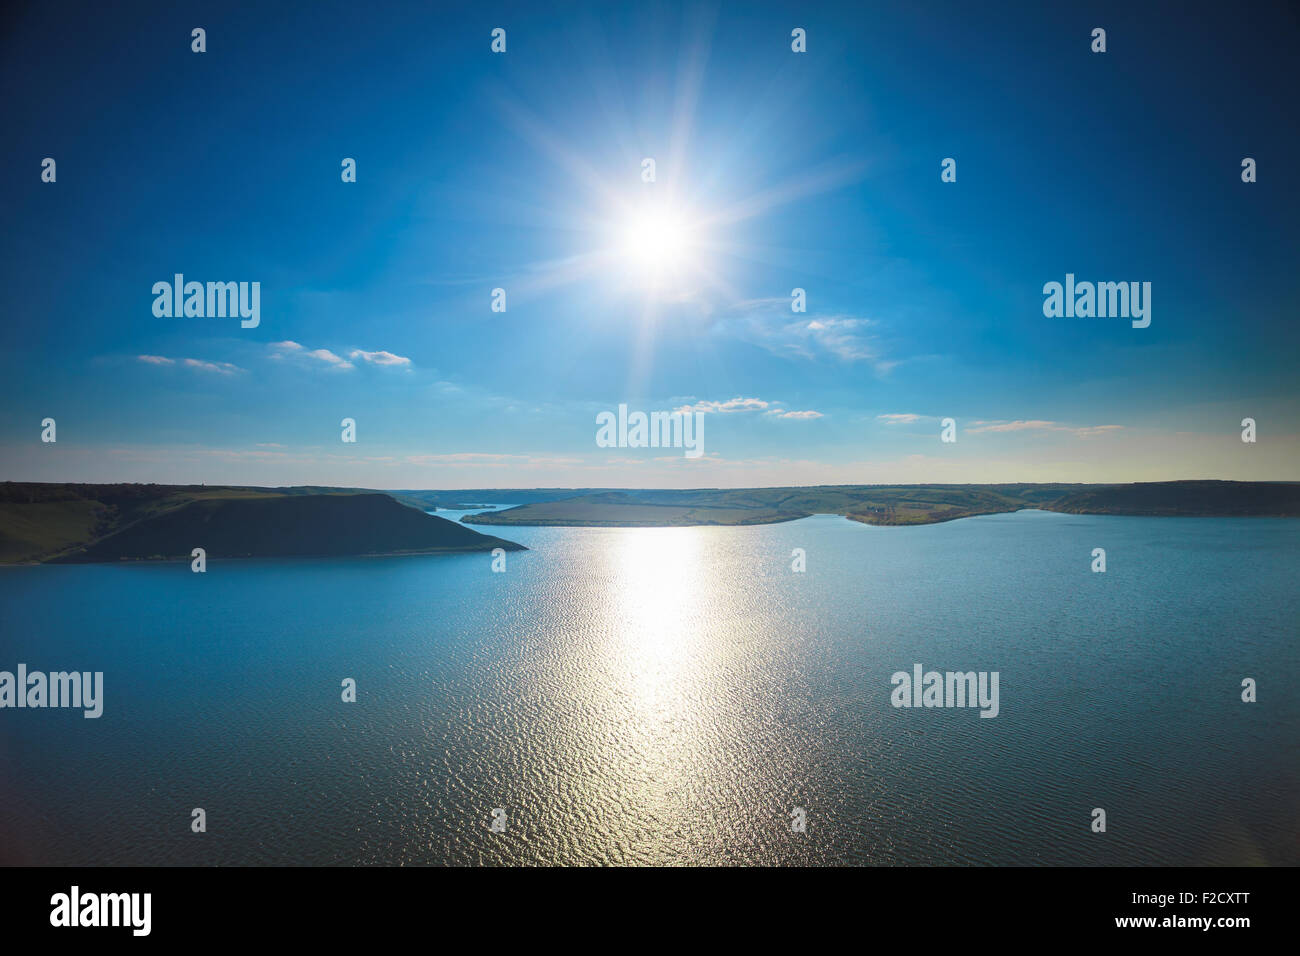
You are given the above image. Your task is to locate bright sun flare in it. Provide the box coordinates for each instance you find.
[618,207,694,280]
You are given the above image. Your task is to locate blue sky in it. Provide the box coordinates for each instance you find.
[2,0,1297,488]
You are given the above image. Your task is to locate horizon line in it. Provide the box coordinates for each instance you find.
[5,477,1299,492]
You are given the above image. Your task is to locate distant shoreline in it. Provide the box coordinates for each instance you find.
[0,549,521,568]
[3,480,1295,562]
[458,481,1300,529]
[0,486,524,565]
[462,507,1300,530]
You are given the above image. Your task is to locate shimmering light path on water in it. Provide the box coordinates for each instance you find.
[1,511,1295,865]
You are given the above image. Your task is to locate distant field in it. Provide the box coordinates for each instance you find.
[461,496,804,527]
[0,499,103,563]
[4,481,1295,557]
[462,485,1063,528]
[461,482,1300,528]
[1048,481,1300,517]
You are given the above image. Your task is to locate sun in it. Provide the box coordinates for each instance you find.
[491,22,869,310]
[617,204,696,283]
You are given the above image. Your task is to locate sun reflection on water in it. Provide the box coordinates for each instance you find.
[612,528,706,702]
[589,527,727,841]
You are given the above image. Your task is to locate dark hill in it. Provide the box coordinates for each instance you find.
[1043,480,1300,517]
[54,493,524,562]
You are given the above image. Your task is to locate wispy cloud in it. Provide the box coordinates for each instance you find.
[967,419,1058,432]
[268,341,410,370]
[877,412,923,425]
[672,396,824,421]
[137,354,243,375]
[269,340,353,370]
[794,316,887,364]
[766,409,824,420]
[717,299,895,372]
[350,349,412,367]
[675,397,770,414]
[404,452,583,467]
[1073,425,1125,439]
[183,358,244,375]
[967,420,1124,439]
[306,349,352,368]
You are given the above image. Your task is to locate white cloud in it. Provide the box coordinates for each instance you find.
[719,300,894,371]
[182,358,244,375]
[967,420,1124,439]
[137,354,242,374]
[267,341,353,369]
[877,412,922,425]
[1073,425,1125,439]
[968,419,1059,433]
[268,341,409,370]
[675,397,770,414]
[793,316,883,363]
[405,452,583,467]
[766,409,824,420]
[670,396,823,420]
[304,348,353,368]
[350,349,412,367]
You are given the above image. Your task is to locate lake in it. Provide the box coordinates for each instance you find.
[1,509,1295,865]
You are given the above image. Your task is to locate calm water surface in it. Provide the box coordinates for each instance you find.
[1,510,1296,865]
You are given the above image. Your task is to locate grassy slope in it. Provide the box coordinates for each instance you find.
[6,482,1295,555]
[1042,480,1300,517]
[460,494,805,527]
[0,484,522,563]
[393,488,608,510]
[463,485,1060,527]
[0,500,103,563]
[463,482,1300,528]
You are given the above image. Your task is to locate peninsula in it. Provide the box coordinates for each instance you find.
[457,481,1300,528]
[0,484,524,564]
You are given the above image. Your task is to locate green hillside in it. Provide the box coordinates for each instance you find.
[5,481,1295,558]
[462,484,1083,527]
[462,482,1300,528]
[1042,480,1300,517]
[458,492,805,527]
[0,484,522,563]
